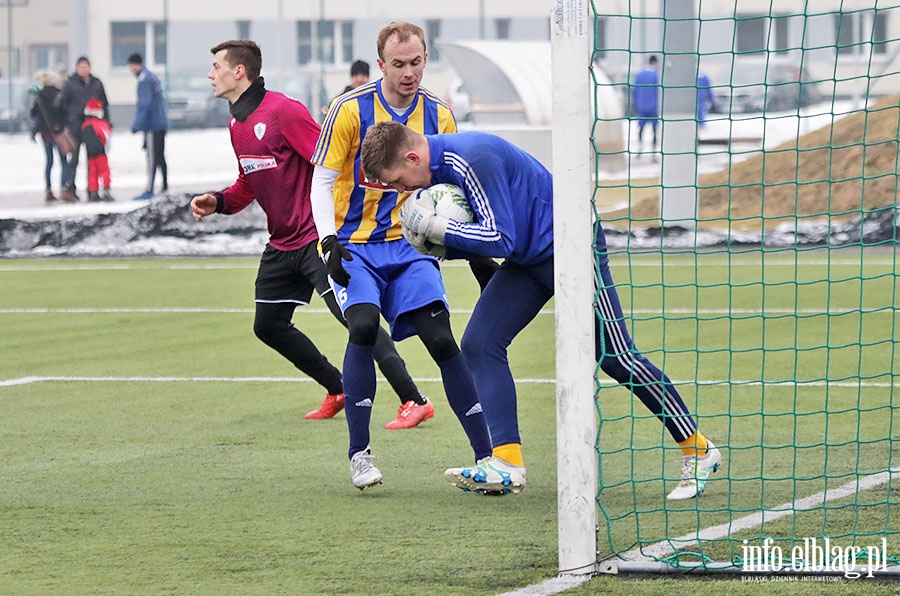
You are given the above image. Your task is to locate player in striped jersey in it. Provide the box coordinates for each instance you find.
[310,22,492,490]
[189,40,429,430]
[360,121,722,500]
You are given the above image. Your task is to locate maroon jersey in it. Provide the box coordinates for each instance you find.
[220,91,321,251]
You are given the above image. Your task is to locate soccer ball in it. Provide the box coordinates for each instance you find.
[429,183,473,223]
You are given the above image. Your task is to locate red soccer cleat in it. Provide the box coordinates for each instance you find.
[305,393,345,419]
[384,398,435,430]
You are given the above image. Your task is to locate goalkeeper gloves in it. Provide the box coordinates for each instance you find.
[399,188,448,245]
[320,235,352,287]
[402,226,446,258]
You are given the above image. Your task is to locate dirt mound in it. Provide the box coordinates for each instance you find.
[624,95,900,228]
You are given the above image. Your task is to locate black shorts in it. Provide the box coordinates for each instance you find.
[254,241,330,304]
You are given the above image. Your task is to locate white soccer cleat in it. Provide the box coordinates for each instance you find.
[667,442,722,500]
[444,456,526,495]
[350,447,383,490]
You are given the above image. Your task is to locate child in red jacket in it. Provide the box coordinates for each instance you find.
[81,98,114,202]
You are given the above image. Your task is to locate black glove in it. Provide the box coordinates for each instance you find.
[321,235,352,287]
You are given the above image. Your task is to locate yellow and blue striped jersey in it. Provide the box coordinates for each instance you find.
[311,80,457,243]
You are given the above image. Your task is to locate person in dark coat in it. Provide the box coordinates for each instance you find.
[127,53,169,200]
[29,70,70,203]
[57,56,110,201]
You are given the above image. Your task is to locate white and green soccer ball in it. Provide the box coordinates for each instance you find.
[429,183,474,223]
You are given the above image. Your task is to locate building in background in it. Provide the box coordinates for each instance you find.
[1,0,897,127]
[0,0,551,126]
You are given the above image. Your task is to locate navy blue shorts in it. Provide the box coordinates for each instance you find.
[331,240,448,340]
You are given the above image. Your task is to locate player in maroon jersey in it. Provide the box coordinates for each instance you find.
[190,40,433,428]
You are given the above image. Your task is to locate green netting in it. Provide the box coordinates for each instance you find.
[589,0,900,573]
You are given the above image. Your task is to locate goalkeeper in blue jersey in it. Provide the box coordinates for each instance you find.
[360,121,722,499]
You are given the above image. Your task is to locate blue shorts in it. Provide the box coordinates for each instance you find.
[331,240,448,341]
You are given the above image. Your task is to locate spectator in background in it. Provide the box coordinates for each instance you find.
[29,70,70,203]
[57,57,110,202]
[80,98,114,202]
[342,59,370,94]
[696,71,717,128]
[322,59,372,118]
[632,54,660,155]
[127,53,169,201]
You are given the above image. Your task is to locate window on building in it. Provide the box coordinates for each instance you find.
[341,21,354,64]
[31,44,67,73]
[835,10,889,56]
[237,20,251,40]
[425,19,441,62]
[773,15,789,53]
[496,18,511,40]
[735,16,768,54]
[297,21,313,65]
[594,17,607,59]
[153,22,167,67]
[296,20,354,65]
[111,21,167,67]
[735,14,794,54]
[318,20,335,64]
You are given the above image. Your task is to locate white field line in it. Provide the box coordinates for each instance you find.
[623,466,900,564]
[0,307,890,316]
[496,574,593,596]
[3,373,896,595]
[0,258,895,272]
[1,377,896,388]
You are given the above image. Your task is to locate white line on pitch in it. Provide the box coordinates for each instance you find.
[622,466,900,564]
[0,375,450,386]
[2,377,895,388]
[0,307,889,316]
[0,258,894,273]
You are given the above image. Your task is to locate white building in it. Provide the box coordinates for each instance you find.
[1,1,897,122]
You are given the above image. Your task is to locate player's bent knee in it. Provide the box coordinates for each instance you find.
[459,332,484,361]
[425,332,459,362]
[345,303,381,346]
[253,315,287,346]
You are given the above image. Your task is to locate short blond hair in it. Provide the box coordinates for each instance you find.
[376,22,426,60]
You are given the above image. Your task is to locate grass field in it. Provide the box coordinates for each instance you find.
[1,252,898,595]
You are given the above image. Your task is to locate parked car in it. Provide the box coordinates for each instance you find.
[713,60,821,114]
[0,77,32,133]
[165,72,230,129]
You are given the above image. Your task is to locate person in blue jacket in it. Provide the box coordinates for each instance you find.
[360,120,722,500]
[632,55,660,153]
[127,53,169,200]
[697,71,717,127]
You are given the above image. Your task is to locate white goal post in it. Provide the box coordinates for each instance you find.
[550,0,597,576]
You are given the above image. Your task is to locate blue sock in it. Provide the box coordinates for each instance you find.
[438,353,492,461]
[344,342,376,459]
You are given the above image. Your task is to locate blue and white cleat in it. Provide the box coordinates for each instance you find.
[666,442,721,500]
[444,456,526,495]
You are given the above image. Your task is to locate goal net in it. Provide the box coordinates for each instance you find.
[553,0,900,577]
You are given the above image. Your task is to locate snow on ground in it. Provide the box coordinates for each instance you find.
[0,127,236,219]
[0,99,875,256]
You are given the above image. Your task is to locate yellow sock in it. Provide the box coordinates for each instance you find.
[492,443,524,467]
[678,431,709,457]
